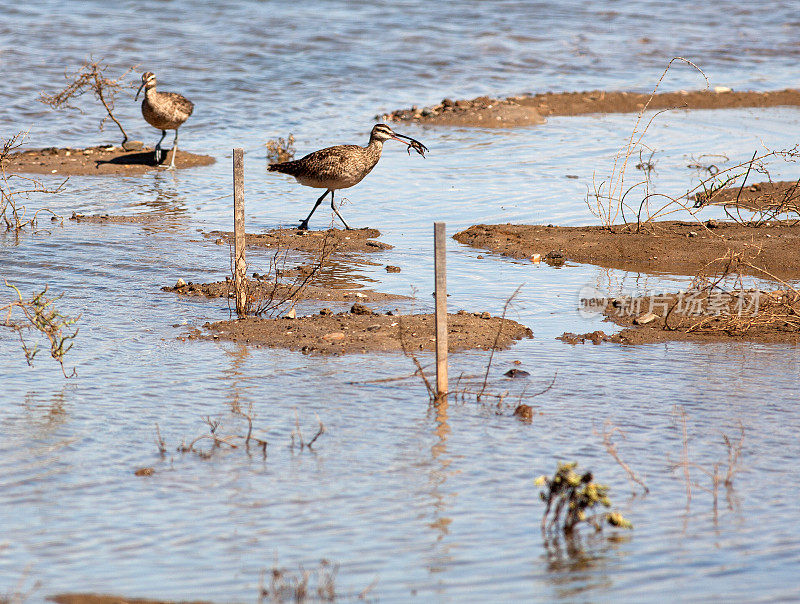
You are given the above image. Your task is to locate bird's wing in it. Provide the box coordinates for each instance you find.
[162,92,194,116]
[293,145,364,180]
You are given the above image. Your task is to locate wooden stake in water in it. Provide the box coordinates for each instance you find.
[233,148,247,315]
[434,222,448,397]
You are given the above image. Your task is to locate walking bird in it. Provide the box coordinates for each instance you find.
[135,71,194,169]
[268,123,428,230]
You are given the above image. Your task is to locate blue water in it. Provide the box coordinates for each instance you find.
[2,1,800,601]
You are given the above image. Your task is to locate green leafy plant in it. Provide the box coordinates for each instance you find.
[536,461,632,533]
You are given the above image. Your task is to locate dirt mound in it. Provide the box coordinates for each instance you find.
[3,145,215,175]
[384,88,800,128]
[454,221,800,280]
[694,179,800,213]
[204,227,392,254]
[196,307,533,354]
[162,276,405,304]
[598,289,800,344]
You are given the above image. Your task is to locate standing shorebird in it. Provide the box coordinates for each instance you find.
[135,71,194,169]
[268,123,428,230]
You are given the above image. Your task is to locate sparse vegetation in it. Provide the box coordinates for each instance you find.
[1,280,79,377]
[1,132,66,231]
[266,134,296,164]
[536,462,633,534]
[595,421,649,495]
[669,406,745,519]
[39,57,137,145]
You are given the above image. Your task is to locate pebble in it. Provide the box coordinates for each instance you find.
[504,368,530,378]
[322,332,345,341]
[175,278,187,288]
[385,265,401,273]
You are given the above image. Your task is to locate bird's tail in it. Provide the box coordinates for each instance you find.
[267,160,300,176]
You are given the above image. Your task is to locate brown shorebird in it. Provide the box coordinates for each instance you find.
[268,123,428,229]
[135,71,194,169]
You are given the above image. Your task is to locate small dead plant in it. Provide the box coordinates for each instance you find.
[669,405,745,519]
[594,421,649,495]
[266,134,296,164]
[228,229,335,318]
[39,57,137,145]
[168,410,268,460]
[587,57,708,229]
[1,132,66,231]
[536,462,633,534]
[290,409,326,451]
[1,280,79,377]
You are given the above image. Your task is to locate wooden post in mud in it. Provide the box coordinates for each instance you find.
[434,222,448,397]
[233,148,247,315]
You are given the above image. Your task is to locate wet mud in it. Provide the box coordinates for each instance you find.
[384,88,800,127]
[597,289,800,344]
[203,227,393,254]
[454,220,800,280]
[3,145,215,175]
[197,306,533,354]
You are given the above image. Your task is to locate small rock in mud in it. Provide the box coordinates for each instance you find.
[175,278,187,288]
[134,467,155,477]
[350,303,375,315]
[385,265,401,273]
[504,368,530,378]
[557,331,610,345]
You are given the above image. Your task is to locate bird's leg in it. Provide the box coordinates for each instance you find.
[166,128,179,170]
[299,189,330,230]
[330,190,352,230]
[154,130,167,164]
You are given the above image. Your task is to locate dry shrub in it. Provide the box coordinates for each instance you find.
[39,57,137,144]
[266,134,296,164]
[586,57,800,231]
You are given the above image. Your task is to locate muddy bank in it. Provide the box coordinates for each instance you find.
[163,276,405,304]
[454,221,800,280]
[69,211,166,224]
[204,227,393,254]
[49,595,210,604]
[197,306,533,354]
[3,145,215,175]
[596,289,800,344]
[383,88,800,128]
[694,179,800,212]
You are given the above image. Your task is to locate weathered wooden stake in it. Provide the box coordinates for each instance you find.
[434,222,448,397]
[233,148,247,315]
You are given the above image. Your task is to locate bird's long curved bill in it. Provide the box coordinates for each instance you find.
[134,82,145,101]
[389,132,429,157]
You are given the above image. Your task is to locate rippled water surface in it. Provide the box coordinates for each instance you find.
[2,1,800,601]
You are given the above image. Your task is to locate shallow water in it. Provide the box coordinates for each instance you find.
[2,1,800,601]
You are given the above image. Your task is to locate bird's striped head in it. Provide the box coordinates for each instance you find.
[370,123,429,157]
[135,72,157,100]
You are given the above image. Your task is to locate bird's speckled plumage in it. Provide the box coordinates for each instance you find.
[138,72,194,130]
[135,71,194,169]
[268,124,428,230]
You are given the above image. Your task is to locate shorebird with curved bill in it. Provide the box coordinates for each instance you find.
[135,71,194,169]
[268,123,428,230]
